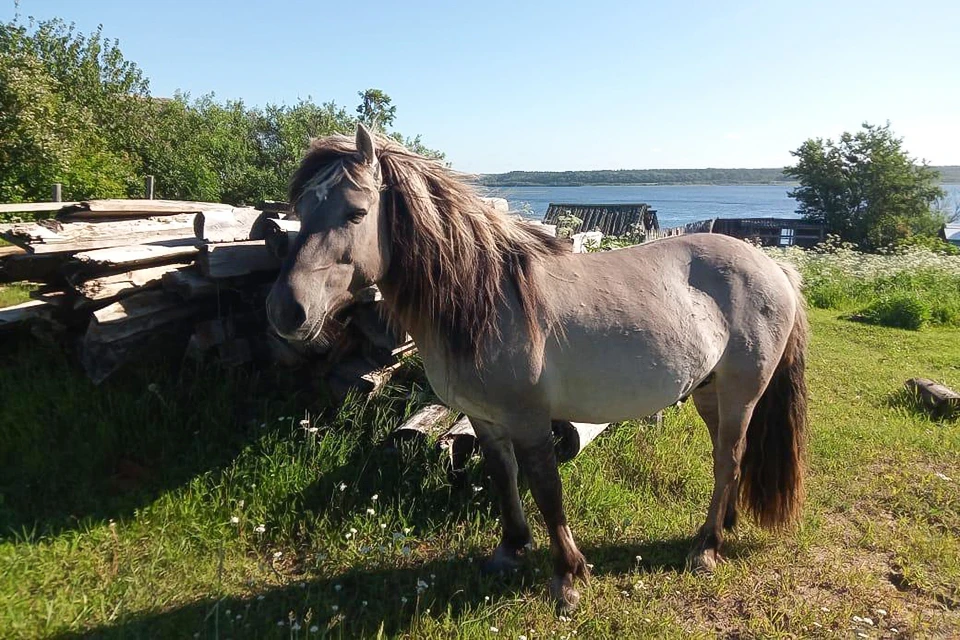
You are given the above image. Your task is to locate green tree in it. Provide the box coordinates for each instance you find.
[355,88,396,130]
[785,123,945,250]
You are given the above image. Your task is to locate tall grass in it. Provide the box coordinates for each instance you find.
[767,239,960,330]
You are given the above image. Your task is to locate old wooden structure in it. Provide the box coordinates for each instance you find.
[542,203,659,237]
[711,218,825,247]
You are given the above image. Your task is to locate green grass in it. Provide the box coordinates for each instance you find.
[1,309,959,638]
[0,282,36,308]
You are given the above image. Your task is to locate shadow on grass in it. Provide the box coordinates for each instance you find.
[0,330,332,542]
[54,536,705,639]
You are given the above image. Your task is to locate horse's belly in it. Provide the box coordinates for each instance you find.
[542,324,725,423]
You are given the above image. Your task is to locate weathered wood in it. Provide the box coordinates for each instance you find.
[261,218,300,258]
[0,244,25,258]
[0,300,51,331]
[553,421,610,462]
[437,416,479,483]
[1,215,199,253]
[247,210,282,241]
[57,199,230,219]
[69,244,199,273]
[87,290,203,344]
[349,303,400,350]
[194,208,266,243]
[198,241,280,279]
[0,252,70,284]
[0,201,77,214]
[144,175,155,200]
[327,357,402,400]
[392,404,454,442]
[51,184,62,203]
[905,378,960,418]
[161,268,218,300]
[257,201,293,214]
[70,263,183,301]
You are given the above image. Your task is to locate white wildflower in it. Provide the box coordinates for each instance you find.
[367,508,376,515]
[331,605,339,612]
[371,494,379,501]
[339,482,347,491]
[310,625,319,633]
[230,516,239,524]
[490,627,499,633]
[254,524,266,534]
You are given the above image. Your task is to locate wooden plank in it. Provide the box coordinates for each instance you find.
[1,215,199,254]
[0,300,51,331]
[0,202,77,214]
[161,268,218,300]
[87,290,202,344]
[69,244,199,271]
[199,241,280,279]
[58,199,231,219]
[194,208,267,243]
[71,263,183,301]
[905,378,960,418]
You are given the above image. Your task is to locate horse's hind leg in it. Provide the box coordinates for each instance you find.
[692,384,739,531]
[688,383,758,573]
[514,429,589,613]
[471,419,532,572]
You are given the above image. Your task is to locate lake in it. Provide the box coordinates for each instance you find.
[482,184,960,228]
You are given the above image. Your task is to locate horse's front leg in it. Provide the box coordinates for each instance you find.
[515,431,589,613]
[471,419,531,572]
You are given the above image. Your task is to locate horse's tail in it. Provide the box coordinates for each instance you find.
[740,263,809,529]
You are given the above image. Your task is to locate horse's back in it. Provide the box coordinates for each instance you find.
[537,233,799,422]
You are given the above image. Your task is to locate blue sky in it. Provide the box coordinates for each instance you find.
[6,0,959,173]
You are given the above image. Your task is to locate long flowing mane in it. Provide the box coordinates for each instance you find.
[289,134,568,362]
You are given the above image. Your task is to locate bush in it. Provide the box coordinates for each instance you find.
[851,294,931,330]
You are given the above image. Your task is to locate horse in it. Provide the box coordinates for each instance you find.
[267,125,809,612]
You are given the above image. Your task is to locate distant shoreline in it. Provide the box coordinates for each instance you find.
[483,181,798,188]
[478,165,960,188]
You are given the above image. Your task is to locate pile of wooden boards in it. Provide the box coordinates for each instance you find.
[0,199,409,387]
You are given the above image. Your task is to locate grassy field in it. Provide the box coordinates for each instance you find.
[1,308,958,638]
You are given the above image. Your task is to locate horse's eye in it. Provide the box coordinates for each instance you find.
[348,209,366,224]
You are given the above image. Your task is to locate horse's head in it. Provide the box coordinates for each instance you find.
[267,124,390,343]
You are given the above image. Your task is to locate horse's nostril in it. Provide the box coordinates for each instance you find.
[267,286,308,337]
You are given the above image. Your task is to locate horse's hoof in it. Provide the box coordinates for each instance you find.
[481,545,521,575]
[688,548,719,574]
[550,576,581,613]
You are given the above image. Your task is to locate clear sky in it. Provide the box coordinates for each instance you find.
[5,0,959,173]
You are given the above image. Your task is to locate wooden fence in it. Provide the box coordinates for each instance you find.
[542,203,659,237]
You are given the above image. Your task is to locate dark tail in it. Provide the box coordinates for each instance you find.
[740,265,809,529]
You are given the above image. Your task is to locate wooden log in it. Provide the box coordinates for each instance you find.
[438,415,479,484]
[392,404,454,442]
[86,290,203,344]
[0,300,51,332]
[261,218,300,258]
[198,241,280,279]
[57,199,231,219]
[161,268,218,300]
[70,263,183,301]
[905,378,960,418]
[194,208,267,243]
[1,216,199,254]
[257,200,293,214]
[553,421,610,462]
[327,357,402,400]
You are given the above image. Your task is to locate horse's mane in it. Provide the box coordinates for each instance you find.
[289,133,568,363]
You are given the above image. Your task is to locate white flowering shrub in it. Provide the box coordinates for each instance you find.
[763,236,960,329]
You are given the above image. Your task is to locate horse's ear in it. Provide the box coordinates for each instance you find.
[356,123,376,166]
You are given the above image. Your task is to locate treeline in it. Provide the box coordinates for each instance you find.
[0,16,438,210]
[480,166,960,187]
